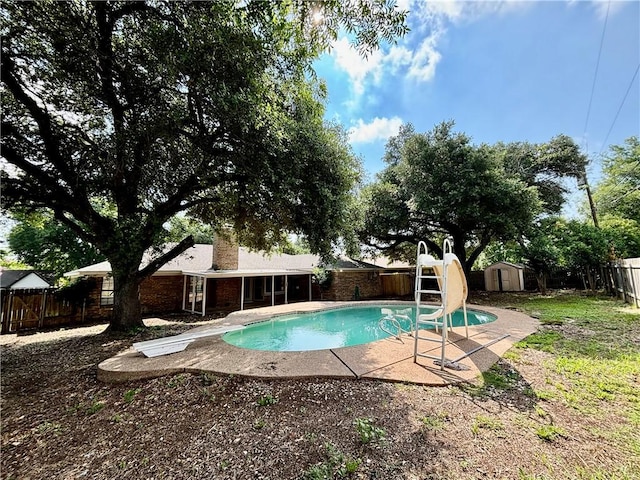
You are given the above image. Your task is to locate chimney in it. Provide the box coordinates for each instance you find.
[212,230,239,270]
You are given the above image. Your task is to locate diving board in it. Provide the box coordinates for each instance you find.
[133,325,245,358]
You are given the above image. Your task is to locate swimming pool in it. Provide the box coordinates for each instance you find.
[222,304,496,352]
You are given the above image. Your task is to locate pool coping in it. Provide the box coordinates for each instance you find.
[97,301,540,386]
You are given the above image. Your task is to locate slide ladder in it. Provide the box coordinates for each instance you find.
[413,239,469,370]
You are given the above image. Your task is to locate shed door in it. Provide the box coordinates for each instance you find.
[500,269,511,291]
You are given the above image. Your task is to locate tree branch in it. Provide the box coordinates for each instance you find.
[137,235,195,280]
[0,52,73,181]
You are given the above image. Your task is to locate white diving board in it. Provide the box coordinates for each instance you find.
[133,325,245,358]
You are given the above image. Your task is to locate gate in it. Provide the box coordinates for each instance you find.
[1,289,77,334]
[380,273,413,297]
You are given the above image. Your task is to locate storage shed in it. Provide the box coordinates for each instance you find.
[484,262,525,292]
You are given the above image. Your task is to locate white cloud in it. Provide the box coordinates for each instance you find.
[407,33,442,82]
[411,0,529,26]
[590,0,626,18]
[328,1,531,100]
[331,37,384,95]
[348,116,403,144]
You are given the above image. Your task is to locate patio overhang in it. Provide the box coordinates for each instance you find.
[181,269,314,315]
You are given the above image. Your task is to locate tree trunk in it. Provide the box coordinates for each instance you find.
[109,271,145,332]
[536,272,547,295]
[586,267,597,292]
[451,234,470,276]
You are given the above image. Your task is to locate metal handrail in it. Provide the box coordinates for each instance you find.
[379,314,412,341]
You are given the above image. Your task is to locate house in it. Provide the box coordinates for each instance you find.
[64,234,412,319]
[0,269,55,290]
[484,262,525,292]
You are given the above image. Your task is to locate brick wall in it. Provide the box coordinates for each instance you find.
[212,232,239,270]
[212,278,242,308]
[140,275,184,314]
[324,271,383,301]
[82,275,185,320]
[83,277,112,321]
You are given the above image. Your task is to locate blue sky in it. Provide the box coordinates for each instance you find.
[314,0,639,213]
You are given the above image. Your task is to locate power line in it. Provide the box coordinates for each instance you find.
[596,63,640,158]
[582,0,611,154]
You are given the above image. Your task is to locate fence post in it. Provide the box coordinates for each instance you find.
[615,264,624,300]
[1,291,9,334]
[629,265,639,308]
[8,290,15,333]
[39,290,47,328]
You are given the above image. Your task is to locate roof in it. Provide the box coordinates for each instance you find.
[486,261,525,270]
[65,243,410,278]
[65,244,214,278]
[0,270,55,289]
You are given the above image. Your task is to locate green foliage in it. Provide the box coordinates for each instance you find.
[517,217,563,293]
[359,121,585,273]
[0,249,30,270]
[257,394,278,407]
[556,220,608,290]
[460,362,526,398]
[54,278,97,307]
[592,136,640,223]
[599,215,640,258]
[123,388,141,404]
[471,415,503,435]
[7,210,104,279]
[516,331,563,352]
[495,291,640,438]
[86,400,105,415]
[354,417,386,444]
[420,412,449,431]
[37,421,62,435]
[475,241,521,270]
[1,0,406,330]
[274,236,312,256]
[312,266,333,291]
[517,217,627,292]
[535,424,565,442]
[163,216,213,245]
[303,443,360,479]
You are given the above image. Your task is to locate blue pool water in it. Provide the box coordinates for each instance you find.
[222,305,496,352]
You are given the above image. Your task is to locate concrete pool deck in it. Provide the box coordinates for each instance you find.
[97,301,539,386]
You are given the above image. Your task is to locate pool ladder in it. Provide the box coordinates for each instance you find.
[414,239,469,370]
[378,308,413,342]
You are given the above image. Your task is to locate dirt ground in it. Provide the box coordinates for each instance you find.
[1,305,638,479]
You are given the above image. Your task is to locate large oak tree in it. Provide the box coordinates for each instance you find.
[359,121,586,274]
[1,0,407,330]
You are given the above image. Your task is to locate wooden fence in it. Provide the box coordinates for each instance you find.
[0,289,84,334]
[380,273,413,297]
[602,258,640,308]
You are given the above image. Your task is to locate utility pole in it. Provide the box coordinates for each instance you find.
[578,170,599,228]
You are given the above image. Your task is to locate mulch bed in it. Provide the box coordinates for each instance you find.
[1,315,636,479]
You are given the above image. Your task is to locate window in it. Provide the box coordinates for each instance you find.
[265,276,285,294]
[253,277,263,301]
[100,276,114,306]
[243,278,252,302]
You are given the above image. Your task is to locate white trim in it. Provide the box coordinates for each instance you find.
[284,275,288,304]
[182,276,187,311]
[182,269,312,278]
[201,277,207,316]
[240,275,245,311]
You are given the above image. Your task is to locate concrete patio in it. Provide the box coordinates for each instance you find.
[97,301,539,386]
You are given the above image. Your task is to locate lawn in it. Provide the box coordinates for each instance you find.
[1,291,638,479]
